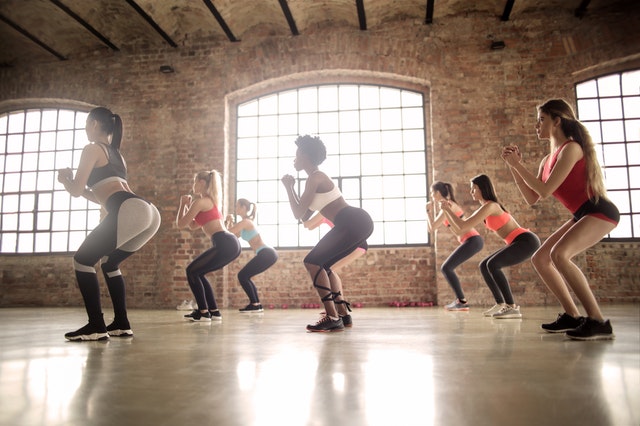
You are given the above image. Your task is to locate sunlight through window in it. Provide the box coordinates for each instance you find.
[576,69,640,239]
[0,108,100,253]
[236,84,429,248]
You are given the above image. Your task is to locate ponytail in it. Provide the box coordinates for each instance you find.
[431,181,457,203]
[88,107,123,150]
[237,198,257,220]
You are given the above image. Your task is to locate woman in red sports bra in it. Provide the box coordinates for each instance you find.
[426,181,484,311]
[501,98,619,341]
[440,174,540,319]
[175,170,241,322]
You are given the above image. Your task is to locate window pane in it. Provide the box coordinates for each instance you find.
[8,112,25,133]
[623,97,640,119]
[25,110,41,132]
[577,99,600,120]
[622,70,640,95]
[600,98,623,120]
[598,74,621,97]
[235,85,429,247]
[576,80,598,98]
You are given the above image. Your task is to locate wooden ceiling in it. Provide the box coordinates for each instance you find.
[0,0,633,67]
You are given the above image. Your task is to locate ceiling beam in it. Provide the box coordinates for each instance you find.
[202,0,238,42]
[49,0,119,51]
[0,13,67,60]
[575,0,591,18]
[278,0,299,36]
[125,0,177,47]
[501,0,516,21]
[425,0,434,24]
[356,0,366,30]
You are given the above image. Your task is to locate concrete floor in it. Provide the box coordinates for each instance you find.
[0,304,638,426]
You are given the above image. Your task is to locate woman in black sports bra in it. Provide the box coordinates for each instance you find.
[57,107,161,341]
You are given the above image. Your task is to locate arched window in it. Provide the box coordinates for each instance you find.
[576,69,640,239]
[0,108,100,253]
[235,84,428,248]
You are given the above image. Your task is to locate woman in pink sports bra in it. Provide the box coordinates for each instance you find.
[440,174,540,319]
[501,98,619,341]
[426,181,484,311]
[176,170,241,322]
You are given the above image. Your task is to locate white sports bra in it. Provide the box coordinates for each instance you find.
[309,184,342,211]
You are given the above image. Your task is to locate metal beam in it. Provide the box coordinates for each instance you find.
[125,0,177,47]
[425,0,434,24]
[49,0,119,51]
[501,0,515,21]
[0,13,67,60]
[278,0,299,36]
[202,0,238,42]
[356,0,366,30]
[575,0,591,18]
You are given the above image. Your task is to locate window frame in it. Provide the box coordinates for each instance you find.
[575,68,640,241]
[0,105,100,255]
[231,82,431,250]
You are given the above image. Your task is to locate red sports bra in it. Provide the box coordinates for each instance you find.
[484,210,511,232]
[194,206,222,226]
[542,140,590,214]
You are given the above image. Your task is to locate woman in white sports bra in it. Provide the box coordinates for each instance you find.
[282,135,373,332]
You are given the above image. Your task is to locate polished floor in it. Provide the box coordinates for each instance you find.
[0,304,638,426]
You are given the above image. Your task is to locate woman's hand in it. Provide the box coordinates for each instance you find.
[180,194,192,205]
[57,168,73,183]
[438,199,452,210]
[501,145,522,167]
[281,174,295,187]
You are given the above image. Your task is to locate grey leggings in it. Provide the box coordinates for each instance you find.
[479,232,540,305]
[441,235,484,301]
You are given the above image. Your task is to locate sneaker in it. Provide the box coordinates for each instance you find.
[445,299,470,311]
[492,305,522,319]
[306,315,344,332]
[340,314,353,328]
[483,304,504,317]
[566,317,614,341]
[239,304,264,313]
[541,313,584,333]
[209,310,222,321]
[176,300,195,311]
[65,323,109,341]
[106,320,133,337]
[184,309,212,322]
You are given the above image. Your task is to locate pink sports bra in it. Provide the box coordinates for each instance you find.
[444,210,480,243]
[484,210,511,232]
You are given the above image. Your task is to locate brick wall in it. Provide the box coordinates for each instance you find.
[1,6,639,309]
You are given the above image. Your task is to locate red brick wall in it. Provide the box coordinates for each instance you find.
[1,6,639,309]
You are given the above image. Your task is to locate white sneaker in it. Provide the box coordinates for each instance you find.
[176,300,194,311]
[483,304,504,317]
[492,305,522,319]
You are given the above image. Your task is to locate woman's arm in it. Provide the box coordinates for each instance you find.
[425,201,448,232]
[57,144,100,197]
[281,174,314,220]
[441,201,494,234]
[303,213,326,230]
[227,218,249,237]
[503,143,582,201]
[176,195,209,229]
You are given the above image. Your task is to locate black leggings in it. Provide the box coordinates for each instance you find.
[304,206,373,272]
[479,232,540,305]
[187,231,241,311]
[441,235,484,301]
[238,246,278,303]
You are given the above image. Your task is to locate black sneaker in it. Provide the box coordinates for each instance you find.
[340,314,353,328]
[209,310,222,321]
[541,313,584,333]
[306,315,344,332]
[184,309,212,322]
[239,304,264,313]
[65,323,109,341]
[566,317,615,341]
[106,320,133,337]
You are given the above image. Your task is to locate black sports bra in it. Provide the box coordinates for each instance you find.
[86,143,127,188]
